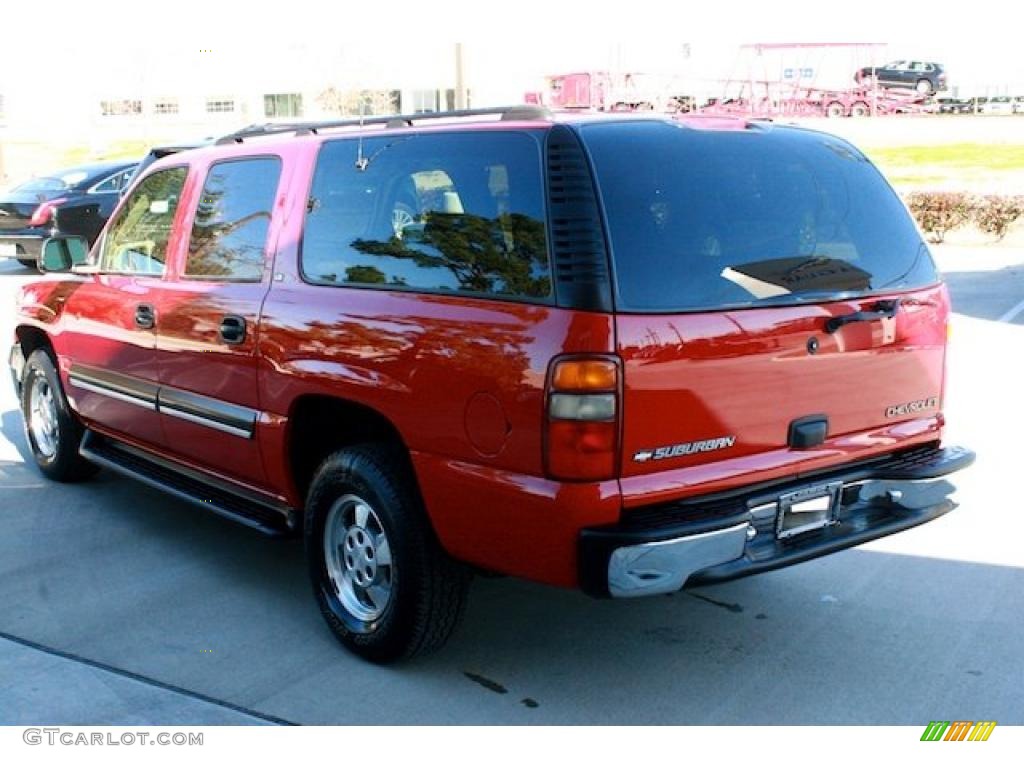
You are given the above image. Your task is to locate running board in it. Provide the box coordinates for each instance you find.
[79,430,296,535]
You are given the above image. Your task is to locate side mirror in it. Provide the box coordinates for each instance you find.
[39,235,90,273]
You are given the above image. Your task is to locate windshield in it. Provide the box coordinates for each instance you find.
[582,120,937,312]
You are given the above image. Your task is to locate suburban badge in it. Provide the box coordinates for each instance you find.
[633,436,737,462]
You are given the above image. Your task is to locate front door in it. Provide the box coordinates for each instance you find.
[62,165,190,448]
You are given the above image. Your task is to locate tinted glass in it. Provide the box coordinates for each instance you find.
[92,167,135,193]
[185,157,281,280]
[302,131,551,300]
[14,169,88,193]
[100,166,187,275]
[13,177,67,193]
[583,121,937,312]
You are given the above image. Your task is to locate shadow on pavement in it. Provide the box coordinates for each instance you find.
[0,454,1020,725]
[1,409,31,463]
[944,264,1024,322]
[0,261,35,277]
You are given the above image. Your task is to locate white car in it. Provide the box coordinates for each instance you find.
[983,96,1014,115]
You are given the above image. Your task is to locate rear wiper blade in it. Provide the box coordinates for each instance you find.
[824,298,901,334]
[747,290,856,307]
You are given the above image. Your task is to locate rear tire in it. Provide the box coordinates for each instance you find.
[304,444,470,663]
[850,101,870,118]
[19,349,98,482]
[825,101,846,118]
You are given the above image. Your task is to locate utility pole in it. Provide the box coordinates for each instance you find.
[455,43,466,109]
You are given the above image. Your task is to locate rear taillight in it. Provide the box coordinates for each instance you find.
[29,198,67,228]
[544,356,620,481]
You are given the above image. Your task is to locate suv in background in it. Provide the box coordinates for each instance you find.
[119,138,218,198]
[119,127,294,200]
[855,60,947,94]
[9,107,974,662]
[0,161,137,269]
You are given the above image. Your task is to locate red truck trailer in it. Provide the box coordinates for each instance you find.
[527,71,694,113]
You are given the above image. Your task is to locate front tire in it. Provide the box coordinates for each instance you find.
[20,349,97,482]
[916,78,933,95]
[305,445,470,663]
[17,258,38,270]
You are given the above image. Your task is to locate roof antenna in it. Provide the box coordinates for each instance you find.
[355,100,368,171]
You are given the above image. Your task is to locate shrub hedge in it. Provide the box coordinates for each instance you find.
[904,191,1024,243]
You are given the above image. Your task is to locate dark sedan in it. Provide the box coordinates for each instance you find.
[0,161,137,269]
[936,97,974,114]
[855,60,947,94]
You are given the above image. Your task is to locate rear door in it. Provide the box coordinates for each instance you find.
[153,155,285,489]
[580,121,946,491]
[904,62,926,87]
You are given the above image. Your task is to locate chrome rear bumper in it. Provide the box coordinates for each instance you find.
[0,235,44,260]
[581,444,975,598]
[608,523,749,597]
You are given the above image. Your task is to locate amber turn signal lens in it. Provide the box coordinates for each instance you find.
[551,359,617,391]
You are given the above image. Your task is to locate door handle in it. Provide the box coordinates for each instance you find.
[135,304,155,329]
[219,315,247,345]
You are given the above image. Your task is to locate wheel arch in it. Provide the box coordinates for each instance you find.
[15,325,57,363]
[285,393,417,510]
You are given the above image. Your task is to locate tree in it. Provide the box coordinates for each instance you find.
[316,87,399,117]
[345,265,387,284]
[350,211,550,298]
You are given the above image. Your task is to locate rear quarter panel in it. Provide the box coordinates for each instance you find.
[255,140,620,584]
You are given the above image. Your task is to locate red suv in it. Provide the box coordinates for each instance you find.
[8,107,974,662]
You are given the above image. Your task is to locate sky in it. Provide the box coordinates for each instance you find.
[3,0,1019,63]
[1,1,1020,103]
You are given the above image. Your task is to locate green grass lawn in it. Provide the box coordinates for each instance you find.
[863,144,1024,190]
[865,143,1024,171]
[56,139,159,167]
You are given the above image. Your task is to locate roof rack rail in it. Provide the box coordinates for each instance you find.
[215,122,322,145]
[215,105,553,145]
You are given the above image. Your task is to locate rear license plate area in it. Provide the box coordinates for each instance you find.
[776,482,841,540]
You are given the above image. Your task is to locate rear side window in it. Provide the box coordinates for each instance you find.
[582,121,937,312]
[91,167,136,194]
[301,131,551,301]
[184,157,281,281]
[100,166,187,275]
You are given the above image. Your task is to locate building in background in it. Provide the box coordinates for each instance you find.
[1,40,1022,184]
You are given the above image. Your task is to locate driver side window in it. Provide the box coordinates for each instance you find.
[99,166,187,275]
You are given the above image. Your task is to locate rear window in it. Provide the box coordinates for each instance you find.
[301,130,551,302]
[582,121,937,312]
[13,171,88,193]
